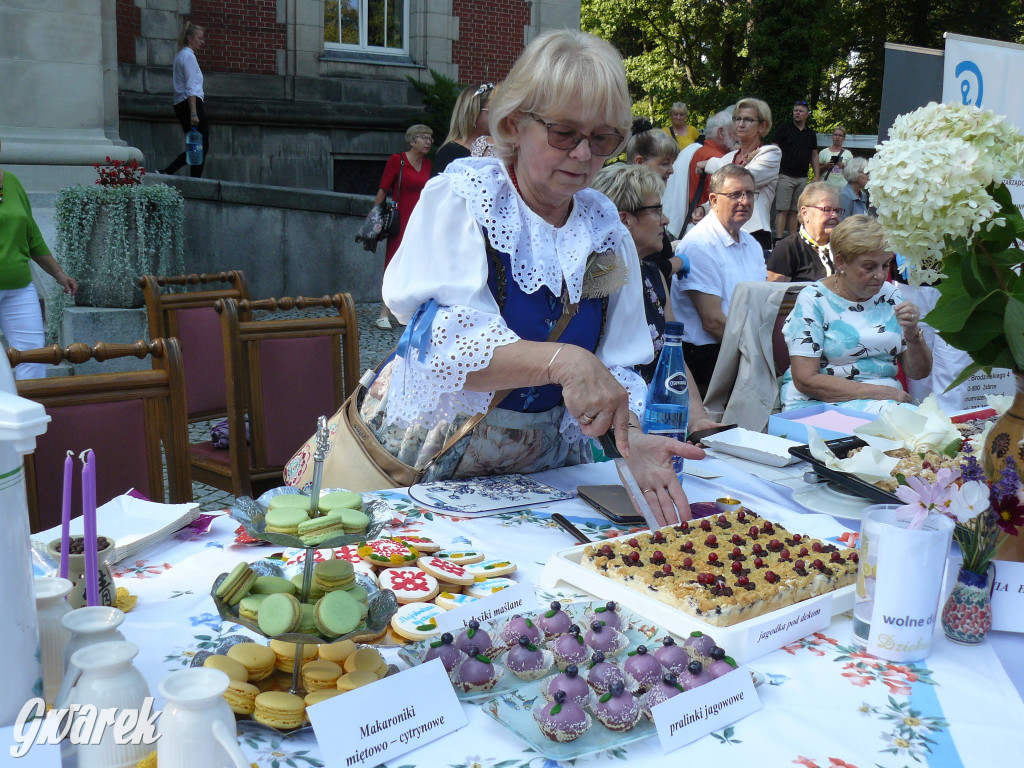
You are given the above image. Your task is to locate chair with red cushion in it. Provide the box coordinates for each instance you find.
[7,339,192,533]
[188,294,359,498]
[139,271,251,422]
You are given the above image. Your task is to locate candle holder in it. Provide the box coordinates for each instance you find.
[715,497,743,514]
[47,535,116,609]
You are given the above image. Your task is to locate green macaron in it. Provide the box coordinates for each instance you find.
[291,574,326,601]
[317,491,363,512]
[297,515,346,546]
[268,494,313,512]
[313,559,355,591]
[330,508,370,534]
[251,575,297,595]
[314,590,362,638]
[257,592,302,636]
[215,562,257,606]
[238,593,270,622]
[264,506,311,535]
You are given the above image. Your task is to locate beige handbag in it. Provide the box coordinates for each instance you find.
[284,302,577,493]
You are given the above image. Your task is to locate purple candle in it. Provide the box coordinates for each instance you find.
[82,450,99,607]
[60,450,73,580]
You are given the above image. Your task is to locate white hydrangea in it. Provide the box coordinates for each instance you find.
[867,102,1024,285]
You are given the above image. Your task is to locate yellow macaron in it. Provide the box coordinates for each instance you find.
[337,670,378,691]
[269,638,318,673]
[227,642,277,682]
[301,659,343,692]
[304,689,344,708]
[343,647,388,678]
[203,654,249,683]
[222,679,259,715]
[253,691,306,730]
[318,639,357,665]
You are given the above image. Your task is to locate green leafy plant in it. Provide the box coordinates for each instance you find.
[406,69,465,154]
[49,181,185,339]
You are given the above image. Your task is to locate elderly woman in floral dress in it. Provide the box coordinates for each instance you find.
[356,30,704,524]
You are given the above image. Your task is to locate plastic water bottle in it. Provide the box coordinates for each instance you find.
[185,128,203,166]
[642,320,689,475]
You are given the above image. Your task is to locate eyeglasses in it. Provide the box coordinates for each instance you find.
[732,116,761,125]
[806,204,844,216]
[528,114,625,157]
[474,83,495,97]
[415,135,433,142]
[632,204,663,217]
[714,190,758,202]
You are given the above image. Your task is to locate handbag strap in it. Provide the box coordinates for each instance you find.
[395,155,405,201]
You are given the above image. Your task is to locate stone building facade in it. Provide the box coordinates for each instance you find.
[116,0,581,192]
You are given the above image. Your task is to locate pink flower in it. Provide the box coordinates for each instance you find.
[894,475,955,529]
[793,757,819,768]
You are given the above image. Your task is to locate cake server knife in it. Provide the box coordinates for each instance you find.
[597,430,664,532]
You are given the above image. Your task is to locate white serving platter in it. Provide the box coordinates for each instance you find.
[701,428,804,467]
[538,541,853,664]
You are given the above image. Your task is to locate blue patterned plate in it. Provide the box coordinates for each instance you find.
[407,474,573,515]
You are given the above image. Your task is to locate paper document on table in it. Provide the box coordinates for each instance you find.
[33,492,200,564]
[682,461,721,479]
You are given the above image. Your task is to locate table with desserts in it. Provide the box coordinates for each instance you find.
[60,455,1024,768]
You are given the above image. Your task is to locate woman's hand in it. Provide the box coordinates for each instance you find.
[691,206,705,223]
[57,272,77,296]
[875,385,913,403]
[549,345,633,456]
[622,430,706,526]
[689,417,723,436]
[893,300,920,335]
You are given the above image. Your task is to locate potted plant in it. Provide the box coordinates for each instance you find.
[867,102,1024,494]
[49,158,185,334]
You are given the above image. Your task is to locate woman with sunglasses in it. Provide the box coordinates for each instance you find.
[700,98,780,252]
[430,83,494,177]
[360,30,703,525]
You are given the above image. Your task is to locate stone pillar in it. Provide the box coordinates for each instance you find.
[0,0,142,192]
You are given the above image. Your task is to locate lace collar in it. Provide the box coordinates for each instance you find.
[445,157,630,303]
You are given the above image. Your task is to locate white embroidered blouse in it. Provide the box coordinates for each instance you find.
[381,157,652,435]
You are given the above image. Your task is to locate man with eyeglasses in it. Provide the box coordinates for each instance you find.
[766,182,843,282]
[670,165,768,394]
[771,100,821,242]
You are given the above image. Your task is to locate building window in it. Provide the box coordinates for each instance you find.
[324,0,407,53]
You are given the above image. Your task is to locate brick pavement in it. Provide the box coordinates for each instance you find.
[189,301,402,511]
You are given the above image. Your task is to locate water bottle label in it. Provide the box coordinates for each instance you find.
[663,371,688,395]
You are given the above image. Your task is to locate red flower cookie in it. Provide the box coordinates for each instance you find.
[377,567,439,604]
[417,555,476,586]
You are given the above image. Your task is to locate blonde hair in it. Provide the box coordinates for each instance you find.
[625,124,678,164]
[797,181,839,210]
[591,163,665,213]
[830,215,889,265]
[178,21,203,50]
[735,97,772,135]
[443,85,493,145]
[489,30,631,161]
[405,124,433,146]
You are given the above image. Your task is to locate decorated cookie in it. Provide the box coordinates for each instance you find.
[433,548,485,565]
[465,558,517,578]
[417,555,476,586]
[390,601,445,641]
[434,591,479,611]
[357,539,419,568]
[377,567,439,604]
[466,577,519,598]
[396,535,440,554]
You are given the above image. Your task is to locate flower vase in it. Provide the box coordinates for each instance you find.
[47,535,116,609]
[983,370,1024,482]
[941,565,994,644]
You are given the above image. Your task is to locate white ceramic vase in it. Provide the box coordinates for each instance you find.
[61,605,126,672]
[35,576,73,706]
[67,641,152,768]
[157,668,250,768]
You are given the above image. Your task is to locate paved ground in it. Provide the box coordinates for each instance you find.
[188,301,403,511]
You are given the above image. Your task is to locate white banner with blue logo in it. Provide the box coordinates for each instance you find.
[938,33,1022,408]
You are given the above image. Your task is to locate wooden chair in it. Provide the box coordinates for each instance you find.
[139,271,251,422]
[7,339,192,533]
[188,294,359,498]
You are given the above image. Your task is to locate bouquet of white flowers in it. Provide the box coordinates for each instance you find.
[866,102,1024,385]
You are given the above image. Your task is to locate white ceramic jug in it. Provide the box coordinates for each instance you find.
[157,668,250,768]
[62,605,126,671]
[35,576,73,706]
[67,641,152,768]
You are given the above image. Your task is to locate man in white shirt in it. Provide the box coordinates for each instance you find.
[670,165,768,394]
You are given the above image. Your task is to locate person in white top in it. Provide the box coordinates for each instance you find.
[671,165,768,394]
[700,98,780,253]
[160,21,208,177]
[363,30,703,525]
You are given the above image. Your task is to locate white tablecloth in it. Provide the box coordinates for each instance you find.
[40,456,1024,768]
